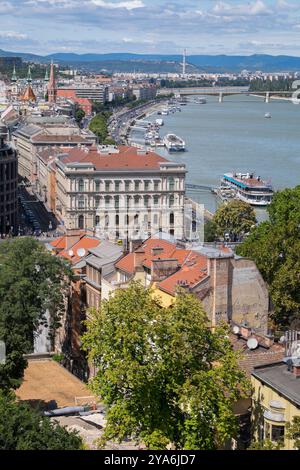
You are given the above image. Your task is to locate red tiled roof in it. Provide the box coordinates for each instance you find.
[58,236,101,264]
[230,334,285,377]
[115,238,208,293]
[158,251,208,295]
[50,235,66,250]
[59,145,170,170]
[115,239,176,274]
[115,252,135,274]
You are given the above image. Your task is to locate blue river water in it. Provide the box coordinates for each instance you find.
[130,95,300,217]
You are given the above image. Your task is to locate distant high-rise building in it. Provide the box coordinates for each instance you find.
[48,61,57,103]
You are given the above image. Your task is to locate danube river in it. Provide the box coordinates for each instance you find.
[130,94,300,216]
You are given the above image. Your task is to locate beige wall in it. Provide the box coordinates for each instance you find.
[252,375,300,450]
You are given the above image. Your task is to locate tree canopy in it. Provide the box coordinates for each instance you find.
[0,391,83,450]
[75,107,85,124]
[89,111,115,144]
[0,237,72,390]
[213,200,257,242]
[237,186,300,327]
[82,282,249,450]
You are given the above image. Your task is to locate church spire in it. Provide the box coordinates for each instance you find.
[47,60,57,103]
[27,65,32,83]
[12,64,17,82]
[44,67,49,82]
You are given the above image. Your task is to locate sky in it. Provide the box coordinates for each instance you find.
[1,0,300,56]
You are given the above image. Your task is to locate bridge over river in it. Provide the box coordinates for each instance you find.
[157,87,293,103]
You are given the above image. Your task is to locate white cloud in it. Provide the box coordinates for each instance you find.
[213,1,271,17]
[0,1,14,12]
[90,0,144,10]
[0,31,28,39]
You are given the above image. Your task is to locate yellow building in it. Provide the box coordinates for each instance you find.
[251,361,300,450]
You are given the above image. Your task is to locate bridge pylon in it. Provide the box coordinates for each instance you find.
[219,92,224,103]
[265,92,270,103]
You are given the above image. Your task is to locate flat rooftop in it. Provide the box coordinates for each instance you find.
[252,362,300,408]
[17,359,96,410]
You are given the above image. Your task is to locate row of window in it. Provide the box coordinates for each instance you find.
[75,195,177,209]
[78,212,175,229]
[75,178,180,192]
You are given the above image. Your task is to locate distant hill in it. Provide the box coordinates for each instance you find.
[1,49,300,73]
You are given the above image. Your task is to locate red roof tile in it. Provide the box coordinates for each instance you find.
[115,253,135,274]
[50,236,67,250]
[58,236,101,264]
[59,145,170,171]
[115,238,208,294]
[158,251,208,295]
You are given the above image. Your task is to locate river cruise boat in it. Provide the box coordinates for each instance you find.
[163,134,186,152]
[217,172,274,206]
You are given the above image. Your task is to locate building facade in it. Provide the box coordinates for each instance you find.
[0,123,18,235]
[252,359,300,450]
[54,145,186,240]
[13,120,96,183]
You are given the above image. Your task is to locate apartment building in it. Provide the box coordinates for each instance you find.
[53,145,186,240]
[103,237,270,334]
[0,123,18,234]
[13,118,96,183]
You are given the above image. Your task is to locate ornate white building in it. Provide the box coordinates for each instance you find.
[53,145,187,241]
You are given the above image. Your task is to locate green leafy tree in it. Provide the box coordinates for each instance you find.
[0,391,83,450]
[213,200,257,242]
[237,186,300,327]
[82,282,250,450]
[75,107,85,124]
[204,219,217,242]
[0,238,72,390]
[89,112,112,143]
[248,439,283,450]
[286,416,300,450]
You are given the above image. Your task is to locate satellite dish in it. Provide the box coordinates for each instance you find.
[247,337,258,350]
[233,326,240,335]
[77,248,86,257]
[68,249,74,257]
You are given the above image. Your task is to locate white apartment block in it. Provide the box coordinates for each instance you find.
[54,145,186,241]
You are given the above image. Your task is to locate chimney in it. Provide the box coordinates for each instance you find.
[240,325,251,339]
[151,246,164,257]
[293,359,300,378]
[134,248,145,269]
[65,229,83,250]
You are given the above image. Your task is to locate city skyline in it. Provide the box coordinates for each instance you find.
[1,1,300,56]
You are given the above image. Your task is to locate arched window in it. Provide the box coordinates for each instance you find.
[153,214,158,225]
[105,196,110,208]
[170,212,174,225]
[95,215,100,226]
[78,214,84,229]
[95,180,100,191]
[105,213,109,227]
[169,195,174,207]
[116,214,119,226]
[134,213,139,226]
[78,179,84,192]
